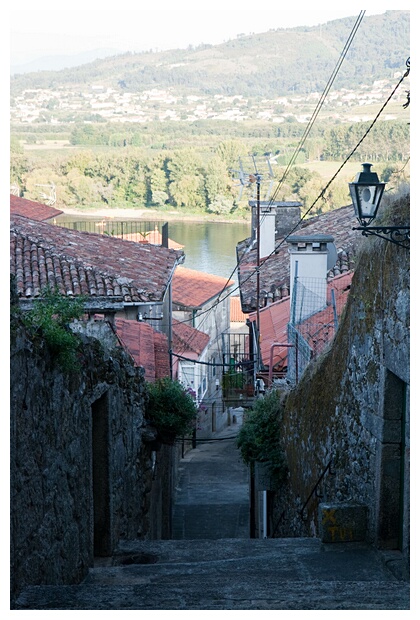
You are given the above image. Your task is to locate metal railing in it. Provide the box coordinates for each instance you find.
[300,459,335,520]
[55,219,169,245]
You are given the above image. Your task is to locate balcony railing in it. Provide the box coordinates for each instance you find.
[55,219,170,246]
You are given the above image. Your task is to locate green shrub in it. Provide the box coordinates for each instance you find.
[22,286,86,372]
[236,390,287,485]
[145,377,198,439]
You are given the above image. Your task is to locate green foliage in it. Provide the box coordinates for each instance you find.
[22,287,86,372]
[14,114,409,214]
[236,390,287,486]
[222,371,244,390]
[145,377,199,438]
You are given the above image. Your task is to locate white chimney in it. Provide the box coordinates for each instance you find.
[258,204,277,258]
[250,200,301,259]
[287,235,334,322]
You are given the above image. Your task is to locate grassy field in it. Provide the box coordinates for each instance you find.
[300,161,367,182]
[297,158,410,182]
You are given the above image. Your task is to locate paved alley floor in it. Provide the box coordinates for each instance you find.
[13,420,411,610]
[172,421,250,539]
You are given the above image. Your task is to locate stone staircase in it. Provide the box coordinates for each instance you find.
[14,537,409,610]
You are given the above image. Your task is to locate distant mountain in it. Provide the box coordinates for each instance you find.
[10,48,123,75]
[10,11,409,98]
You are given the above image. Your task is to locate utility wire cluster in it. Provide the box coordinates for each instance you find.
[168,16,410,365]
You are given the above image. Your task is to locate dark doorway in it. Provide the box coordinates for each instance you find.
[378,370,407,550]
[92,393,111,557]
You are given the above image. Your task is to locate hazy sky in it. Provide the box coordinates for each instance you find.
[9,1,394,65]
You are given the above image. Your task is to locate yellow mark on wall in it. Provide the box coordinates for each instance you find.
[321,508,337,526]
[328,526,354,542]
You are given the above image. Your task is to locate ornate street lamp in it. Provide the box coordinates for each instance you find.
[350,163,409,249]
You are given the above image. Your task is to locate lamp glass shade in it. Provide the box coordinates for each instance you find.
[349,163,385,223]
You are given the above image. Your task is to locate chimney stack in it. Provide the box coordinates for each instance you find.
[287,234,334,322]
[250,201,302,259]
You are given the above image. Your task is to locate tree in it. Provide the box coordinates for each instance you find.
[167,149,205,209]
[207,194,234,215]
[204,155,231,206]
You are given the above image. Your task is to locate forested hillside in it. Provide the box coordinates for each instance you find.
[10,11,409,97]
[10,10,410,217]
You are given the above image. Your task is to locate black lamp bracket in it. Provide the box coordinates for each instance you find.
[353,225,410,249]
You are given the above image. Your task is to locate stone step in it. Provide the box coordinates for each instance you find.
[14,538,410,610]
[15,580,409,610]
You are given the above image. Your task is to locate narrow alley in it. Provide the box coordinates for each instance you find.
[14,417,410,610]
[172,422,249,540]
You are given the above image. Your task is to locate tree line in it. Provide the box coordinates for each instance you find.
[11,124,409,217]
[66,120,409,164]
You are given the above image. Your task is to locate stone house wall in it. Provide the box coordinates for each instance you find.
[10,316,172,602]
[272,196,409,564]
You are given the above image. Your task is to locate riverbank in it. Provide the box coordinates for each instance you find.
[60,207,250,224]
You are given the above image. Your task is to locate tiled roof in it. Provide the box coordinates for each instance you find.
[172,318,210,357]
[248,272,353,369]
[114,318,170,381]
[145,227,184,249]
[230,296,247,323]
[115,229,184,250]
[237,204,360,313]
[172,266,234,309]
[10,214,180,303]
[249,297,291,369]
[10,194,63,221]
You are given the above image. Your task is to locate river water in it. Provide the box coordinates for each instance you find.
[56,215,251,285]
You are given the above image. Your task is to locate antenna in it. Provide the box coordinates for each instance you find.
[231,154,277,374]
[230,153,276,202]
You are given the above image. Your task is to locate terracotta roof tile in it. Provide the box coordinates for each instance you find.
[237,205,359,313]
[10,214,180,303]
[249,297,291,369]
[297,272,352,357]
[114,318,170,381]
[115,229,184,250]
[172,266,234,309]
[153,331,171,379]
[172,318,210,356]
[230,296,247,323]
[10,194,63,221]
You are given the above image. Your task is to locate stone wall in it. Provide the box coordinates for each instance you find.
[10,316,172,602]
[272,195,409,564]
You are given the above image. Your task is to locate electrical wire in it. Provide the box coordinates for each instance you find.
[215,10,366,304]
[170,58,410,337]
[170,46,410,366]
[269,11,366,202]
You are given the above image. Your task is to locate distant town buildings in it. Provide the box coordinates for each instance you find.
[10,78,405,126]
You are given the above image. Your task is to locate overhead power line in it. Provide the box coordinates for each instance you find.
[216,10,366,302]
[173,57,410,337]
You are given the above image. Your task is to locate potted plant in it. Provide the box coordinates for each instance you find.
[145,377,198,445]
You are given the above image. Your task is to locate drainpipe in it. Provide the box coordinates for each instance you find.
[268,343,294,386]
[262,490,268,539]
